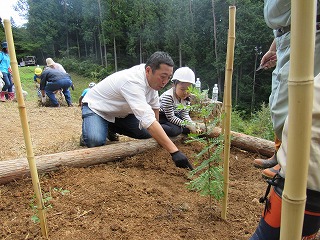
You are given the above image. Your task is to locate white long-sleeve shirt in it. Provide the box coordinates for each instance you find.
[83,64,160,129]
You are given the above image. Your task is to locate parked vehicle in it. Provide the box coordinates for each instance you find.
[21,56,36,66]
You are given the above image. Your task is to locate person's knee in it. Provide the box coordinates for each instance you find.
[132,130,152,139]
[166,130,181,137]
[167,127,182,137]
[85,136,106,147]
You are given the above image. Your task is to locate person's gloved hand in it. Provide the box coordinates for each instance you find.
[186,124,197,134]
[195,123,206,133]
[187,123,206,134]
[41,96,46,104]
[171,151,194,170]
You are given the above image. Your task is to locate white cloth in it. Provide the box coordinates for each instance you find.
[52,63,66,73]
[278,73,320,192]
[83,64,159,129]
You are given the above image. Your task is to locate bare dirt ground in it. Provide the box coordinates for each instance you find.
[0,101,267,240]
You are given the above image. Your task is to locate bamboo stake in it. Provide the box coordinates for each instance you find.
[221,6,236,220]
[280,1,315,239]
[3,19,48,238]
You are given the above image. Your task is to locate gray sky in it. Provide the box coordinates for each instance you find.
[0,0,27,27]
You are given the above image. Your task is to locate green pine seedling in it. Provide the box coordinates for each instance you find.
[178,86,224,209]
[29,187,70,223]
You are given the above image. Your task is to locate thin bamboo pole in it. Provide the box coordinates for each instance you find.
[280,1,315,239]
[221,6,236,220]
[3,19,48,238]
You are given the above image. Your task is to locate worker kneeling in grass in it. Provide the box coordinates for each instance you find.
[80,51,193,170]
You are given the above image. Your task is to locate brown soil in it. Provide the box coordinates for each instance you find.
[0,101,267,240]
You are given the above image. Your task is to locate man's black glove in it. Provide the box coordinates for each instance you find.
[171,151,194,170]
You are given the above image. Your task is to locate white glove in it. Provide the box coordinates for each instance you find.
[195,123,206,133]
[41,96,46,104]
[186,124,198,134]
[187,123,207,134]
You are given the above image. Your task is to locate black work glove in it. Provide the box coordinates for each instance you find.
[171,151,194,170]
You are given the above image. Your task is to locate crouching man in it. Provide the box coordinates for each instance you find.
[40,67,73,107]
[81,51,193,170]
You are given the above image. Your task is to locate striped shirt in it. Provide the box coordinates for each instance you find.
[159,88,192,126]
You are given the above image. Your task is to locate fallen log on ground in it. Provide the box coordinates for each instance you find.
[0,129,273,185]
[209,127,274,157]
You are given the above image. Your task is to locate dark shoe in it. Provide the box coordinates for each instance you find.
[253,153,277,169]
[68,103,73,107]
[50,104,60,107]
[108,132,119,141]
[80,134,86,146]
[262,164,280,179]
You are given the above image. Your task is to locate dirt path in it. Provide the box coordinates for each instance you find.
[0,101,266,240]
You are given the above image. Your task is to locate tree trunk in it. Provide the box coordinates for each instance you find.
[139,34,142,63]
[114,36,117,71]
[98,0,107,67]
[212,0,221,96]
[235,66,239,105]
[179,40,182,67]
[0,130,273,185]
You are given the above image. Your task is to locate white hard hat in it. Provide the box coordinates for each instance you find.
[89,82,96,88]
[172,67,195,84]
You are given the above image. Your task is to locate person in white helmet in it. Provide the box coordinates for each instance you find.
[159,67,197,137]
[78,82,96,107]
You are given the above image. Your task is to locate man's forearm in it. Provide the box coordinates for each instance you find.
[147,120,178,154]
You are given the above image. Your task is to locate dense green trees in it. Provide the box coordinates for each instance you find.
[2,0,275,113]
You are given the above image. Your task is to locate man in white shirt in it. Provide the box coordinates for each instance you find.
[81,51,193,170]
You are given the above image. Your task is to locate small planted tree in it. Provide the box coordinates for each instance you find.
[178,86,224,211]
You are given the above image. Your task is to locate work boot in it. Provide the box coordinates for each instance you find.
[79,134,86,146]
[262,164,280,179]
[0,91,6,102]
[7,92,15,101]
[108,131,119,141]
[253,153,278,169]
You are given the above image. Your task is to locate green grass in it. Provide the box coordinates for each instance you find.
[231,103,274,141]
[16,66,93,103]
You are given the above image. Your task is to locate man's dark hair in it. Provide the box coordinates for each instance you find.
[145,51,174,72]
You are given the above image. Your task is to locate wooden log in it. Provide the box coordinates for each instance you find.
[0,130,274,185]
[0,138,166,185]
[209,127,274,157]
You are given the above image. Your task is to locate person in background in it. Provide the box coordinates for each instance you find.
[159,67,198,137]
[78,82,95,107]
[81,51,193,170]
[0,42,14,102]
[34,66,42,98]
[46,57,74,90]
[253,0,320,179]
[250,73,320,240]
[46,58,66,73]
[40,67,73,107]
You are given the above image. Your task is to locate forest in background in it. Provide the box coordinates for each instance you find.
[0,0,275,114]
